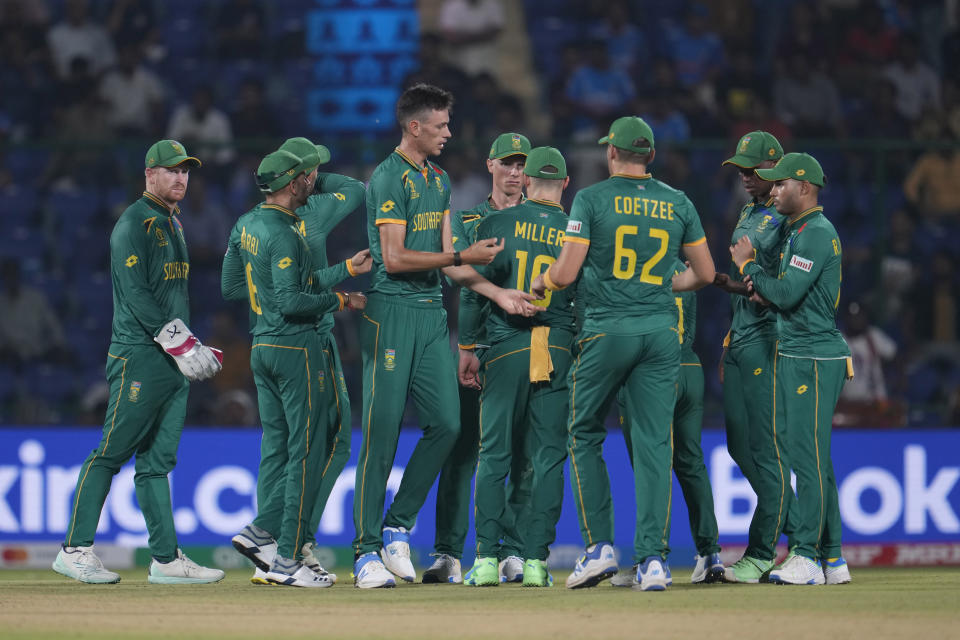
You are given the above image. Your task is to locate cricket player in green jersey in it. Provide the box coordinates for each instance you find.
[54,140,224,585]
[612,260,723,586]
[223,149,366,588]
[731,152,852,586]
[532,116,716,592]
[353,84,540,588]
[425,132,532,585]
[462,146,575,588]
[715,131,799,583]
[242,137,370,586]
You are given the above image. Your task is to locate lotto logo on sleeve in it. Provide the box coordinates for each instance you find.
[566,220,582,234]
[789,255,813,272]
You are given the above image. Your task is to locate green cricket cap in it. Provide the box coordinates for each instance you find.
[278,136,331,168]
[598,116,654,152]
[145,140,201,168]
[722,131,784,168]
[755,152,826,187]
[523,146,567,180]
[489,132,531,159]
[256,150,311,193]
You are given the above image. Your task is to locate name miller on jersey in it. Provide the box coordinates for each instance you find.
[515,220,564,247]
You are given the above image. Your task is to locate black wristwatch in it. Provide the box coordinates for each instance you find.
[453,251,462,267]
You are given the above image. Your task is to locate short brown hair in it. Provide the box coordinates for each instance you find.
[613,139,653,166]
[396,83,454,128]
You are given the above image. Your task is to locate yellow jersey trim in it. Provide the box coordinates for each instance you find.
[563,236,590,246]
[683,236,707,247]
[790,206,824,226]
[375,218,407,226]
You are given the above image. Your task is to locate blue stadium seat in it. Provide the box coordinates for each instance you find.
[0,226,42,260]
[23,364,79,403]
[4,149,49,182]
[4,189,39,227]
[45,189,103,227]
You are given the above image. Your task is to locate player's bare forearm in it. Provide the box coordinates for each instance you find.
[672,243,715,292]
[379,223,455,273]
[533,241,587,296]
[713,272,750,295]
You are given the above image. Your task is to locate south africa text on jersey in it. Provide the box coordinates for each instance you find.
[163,261,190,280]
[411,210,445,232]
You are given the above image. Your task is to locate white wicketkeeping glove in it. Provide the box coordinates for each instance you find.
[154,318,223,382]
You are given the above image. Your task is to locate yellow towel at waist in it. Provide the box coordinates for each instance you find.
[529,326,554,382]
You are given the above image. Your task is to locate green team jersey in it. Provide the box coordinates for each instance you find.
[673,261,698,364]
[727,197,786,348]
[742,206,850,359]
[564,173,706,335]
[467,199,576,344]
[366,148,452,301]
[451,198,495,348]
[221,203,342,337]
[294,173,366,334]
[109,192,192,345]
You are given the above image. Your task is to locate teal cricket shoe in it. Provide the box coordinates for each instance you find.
[521,559,554,587]
[723,554,774,584]
[464,557,499,586]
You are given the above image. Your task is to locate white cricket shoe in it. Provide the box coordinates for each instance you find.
[232,525,277,572]
[498,555,524,583]
[354,552,396,589]
[768,552,825,585]
[250,567,271,585]
[266,558,332,588]
[148,549,224,584]
[301,542,337,585]
[690,553,725,584]
[53,546,121,584]
[422,553,462,584]
[381,526,415,582]
[610,565,638,587]
[633,556,669,592]
[565,542,617,589]
[823,557,852,585]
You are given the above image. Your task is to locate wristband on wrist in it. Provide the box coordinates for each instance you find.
[543,268,566,291]
[453,251,462,267]
[336,292,346,311]
[738,258,755,275]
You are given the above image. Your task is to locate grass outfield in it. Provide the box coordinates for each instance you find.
[2,567,959,639]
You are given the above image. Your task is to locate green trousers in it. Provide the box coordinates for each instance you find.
[775,356,846,559]
[305,331,352,541]
[474,330,573,561]
[723,339,796,560]
[434,350,531,560]
[353,295,460,556]
[567,328,679,563]
[65,343,188,562]
[251,330,331,560]
[622,356,720,557]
